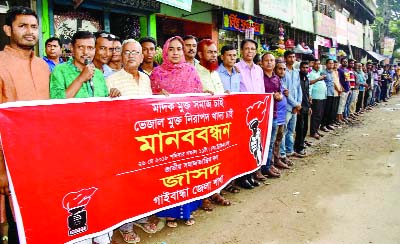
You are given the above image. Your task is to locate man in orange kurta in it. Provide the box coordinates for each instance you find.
[0,6,50,241]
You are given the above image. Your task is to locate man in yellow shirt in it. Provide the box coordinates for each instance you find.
[106,39,152,96]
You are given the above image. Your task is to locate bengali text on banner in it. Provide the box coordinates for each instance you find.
[0,93,273,243]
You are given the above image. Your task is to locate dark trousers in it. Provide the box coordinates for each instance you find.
[5,196,19,244]
[356,90,365,112]
[294,111,309,153]
[333,96,340,120]
[322,96,334,127]
[310,99,325,135]
[363,89,370,107]
[380,82,388,100]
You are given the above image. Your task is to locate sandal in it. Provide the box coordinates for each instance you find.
[200,198,214,211]
[133,222,157,234]
[223,183,240,193]
[184,218,195,226]
[166,218,178,228]
[119,229,140,244]
[209,193,231,206]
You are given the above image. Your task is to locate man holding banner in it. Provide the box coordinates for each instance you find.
[50,31,121,244]
[0,6,50,242]
[50,31,120,99]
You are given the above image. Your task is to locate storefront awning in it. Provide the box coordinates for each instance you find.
[367,50,387,62]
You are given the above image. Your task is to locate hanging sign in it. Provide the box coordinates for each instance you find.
[222,11,264,35]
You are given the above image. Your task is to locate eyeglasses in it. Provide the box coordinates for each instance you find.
[110,47,122,52]
[123,50,141,56]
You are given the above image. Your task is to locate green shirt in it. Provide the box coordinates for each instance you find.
[50,58,108,99]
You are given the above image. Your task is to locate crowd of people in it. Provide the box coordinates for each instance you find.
[0,6,400,244]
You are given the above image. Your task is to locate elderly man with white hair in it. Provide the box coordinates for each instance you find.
[106,39,152,96]
[105,39,160,243]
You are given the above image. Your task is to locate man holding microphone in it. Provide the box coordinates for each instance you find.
[50,30,120,244]
[50,31,120,99]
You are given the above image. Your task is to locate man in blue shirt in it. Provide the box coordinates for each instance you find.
[217,45,241,92]
[43,37,63,72]
[309,59,327,137]
[321,59,336,131]
[355,62,368,112]
[280,50,302,163]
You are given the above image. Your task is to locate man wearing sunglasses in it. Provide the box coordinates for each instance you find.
[93,31,117,78]
[50,31,120,99]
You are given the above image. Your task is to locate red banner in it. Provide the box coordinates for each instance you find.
[0,93,273,243]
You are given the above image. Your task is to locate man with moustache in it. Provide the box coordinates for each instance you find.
[93,31,115,78]
[183,35,199,66]
[50,31,119,244]
[196,39,226,94]
[106,39,159,243]
[195,39,231,209]
[235,39,265,189]
[50,31,120,99]
[217,45,242,193]
[0,6,50,241]
[43,37,64,72]
[217,45,241,92]
[260,53,285,178]
[107,39,152,96]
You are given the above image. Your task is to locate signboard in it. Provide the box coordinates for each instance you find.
[329,47,337,60]
[347,20,364,48]
[291,0,314,33]
[222,11,265,35]
[0,94,273,244]
[313,11,336,38]
[316,35,332,48]
[382,37,396,58]
[256,0,293,23]
[157,0,192,12]
[199,0,249,14]
[335,11,348,45]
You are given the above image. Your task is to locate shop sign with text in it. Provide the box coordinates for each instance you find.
[222,11,264,35]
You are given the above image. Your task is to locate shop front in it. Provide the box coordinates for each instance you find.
[155,0,214,47]
[218,10,264,51]
[155,15,213,46]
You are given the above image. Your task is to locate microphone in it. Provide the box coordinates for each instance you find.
[84,59,94,94]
